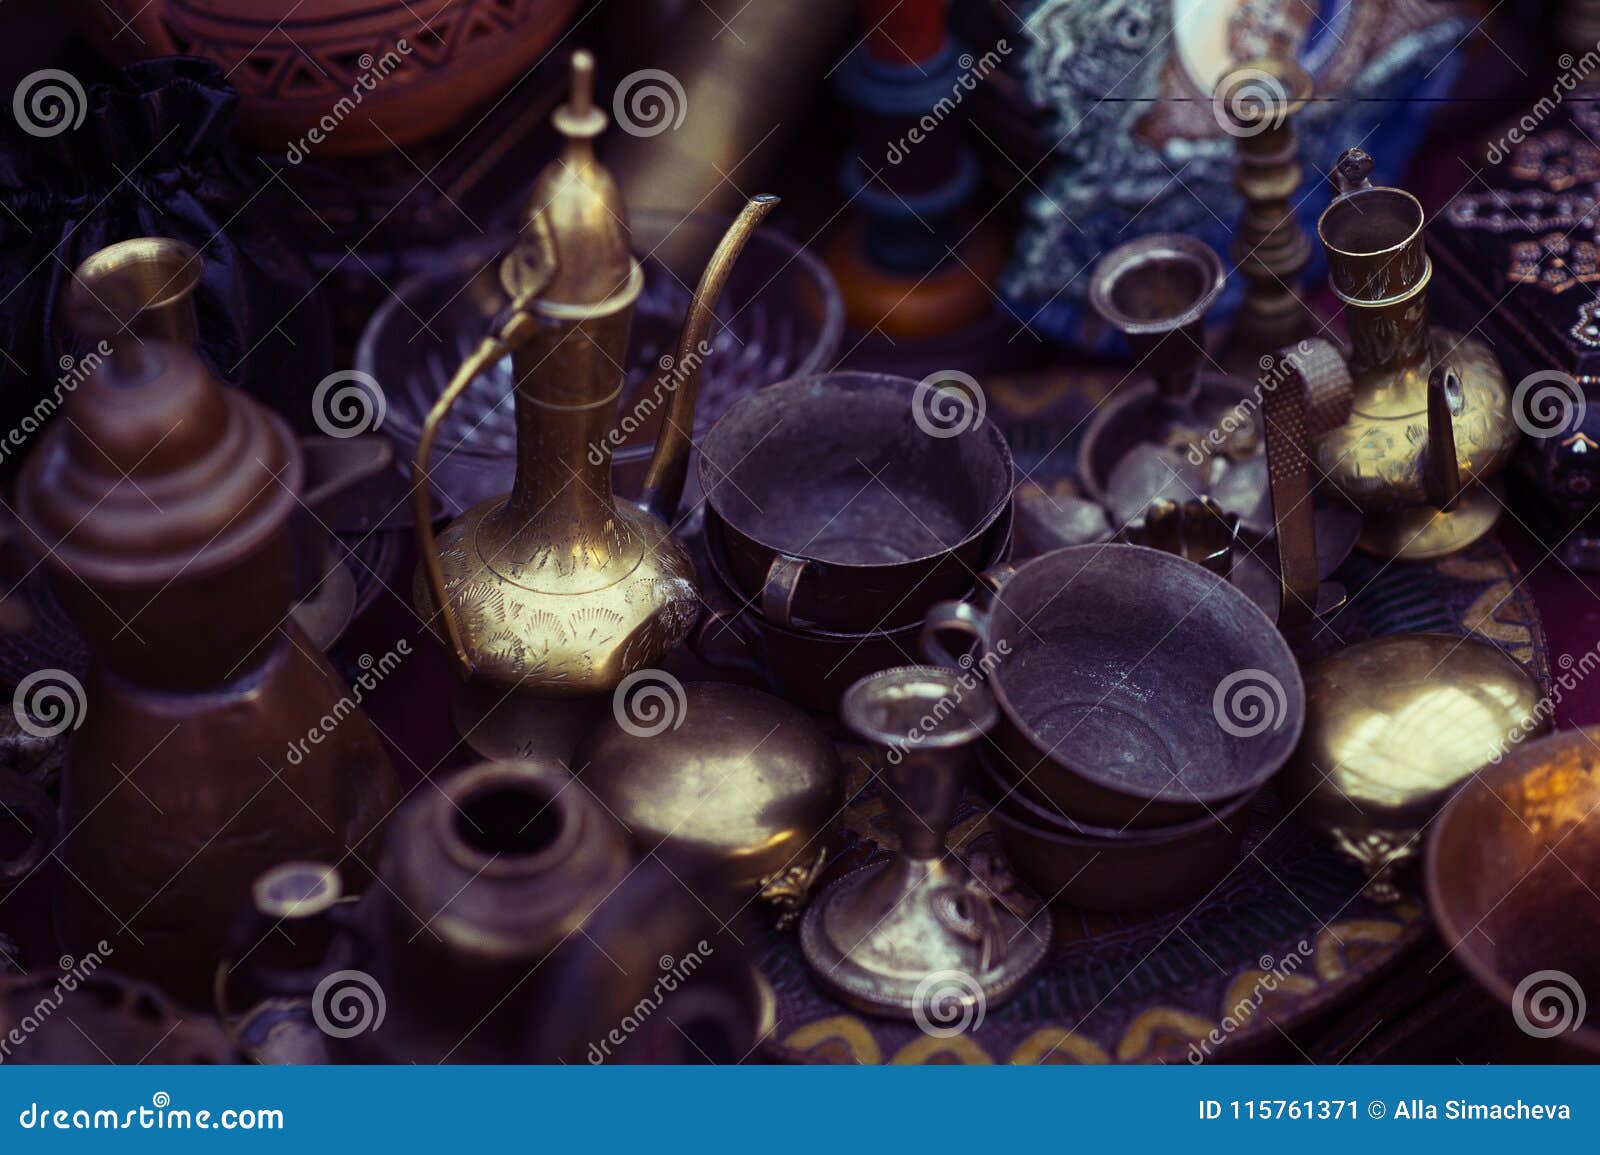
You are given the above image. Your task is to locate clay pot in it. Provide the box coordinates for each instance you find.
[71,0,583,153]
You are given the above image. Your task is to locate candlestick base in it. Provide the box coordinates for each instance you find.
[800,854,1051,1022]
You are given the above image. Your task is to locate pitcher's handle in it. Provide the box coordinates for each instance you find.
[412,336,507,678]
[1424,364,1464,513]
[759,555,808,627]
[412,246,555,677]
[689,607,767,681]
[920,599,991,670]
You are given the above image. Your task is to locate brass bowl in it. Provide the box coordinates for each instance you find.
[1426,727,1600,1057]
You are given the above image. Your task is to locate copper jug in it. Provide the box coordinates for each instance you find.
[411,52,776,745]
[15,286,398,1008]
[1313,148,1517,559]
[225,760,770,1063]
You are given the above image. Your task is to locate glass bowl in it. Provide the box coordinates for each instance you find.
[356,210,844,518]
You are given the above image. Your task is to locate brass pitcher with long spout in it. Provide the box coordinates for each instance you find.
[412,51,777,708]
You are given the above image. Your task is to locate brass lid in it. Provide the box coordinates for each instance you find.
[1283,633,1545,831]
[16,339,300,589]
[507,50,634,308]
[572,682,842,904]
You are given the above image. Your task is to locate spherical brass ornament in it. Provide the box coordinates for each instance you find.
[1281,633,1545,901]
[572,681,842,922]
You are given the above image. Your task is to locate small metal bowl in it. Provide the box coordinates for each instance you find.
[923,543,1304,828]
[977,749,1255,913]
[1426,727,1600,1058]
[694,506,1012,713]
[699,371,1014,633]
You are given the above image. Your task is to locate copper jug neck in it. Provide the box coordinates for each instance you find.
[72,237,202,349]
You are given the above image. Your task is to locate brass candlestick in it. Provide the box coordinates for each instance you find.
[801,667,1049,1023]
[1216,59,1315,373]
[1081,233,1258,506]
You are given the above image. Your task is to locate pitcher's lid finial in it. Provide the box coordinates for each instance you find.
[1331,148,1375,196]
[553,50,606,140]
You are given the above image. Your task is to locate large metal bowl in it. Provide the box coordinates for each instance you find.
[923,544,1305,828]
